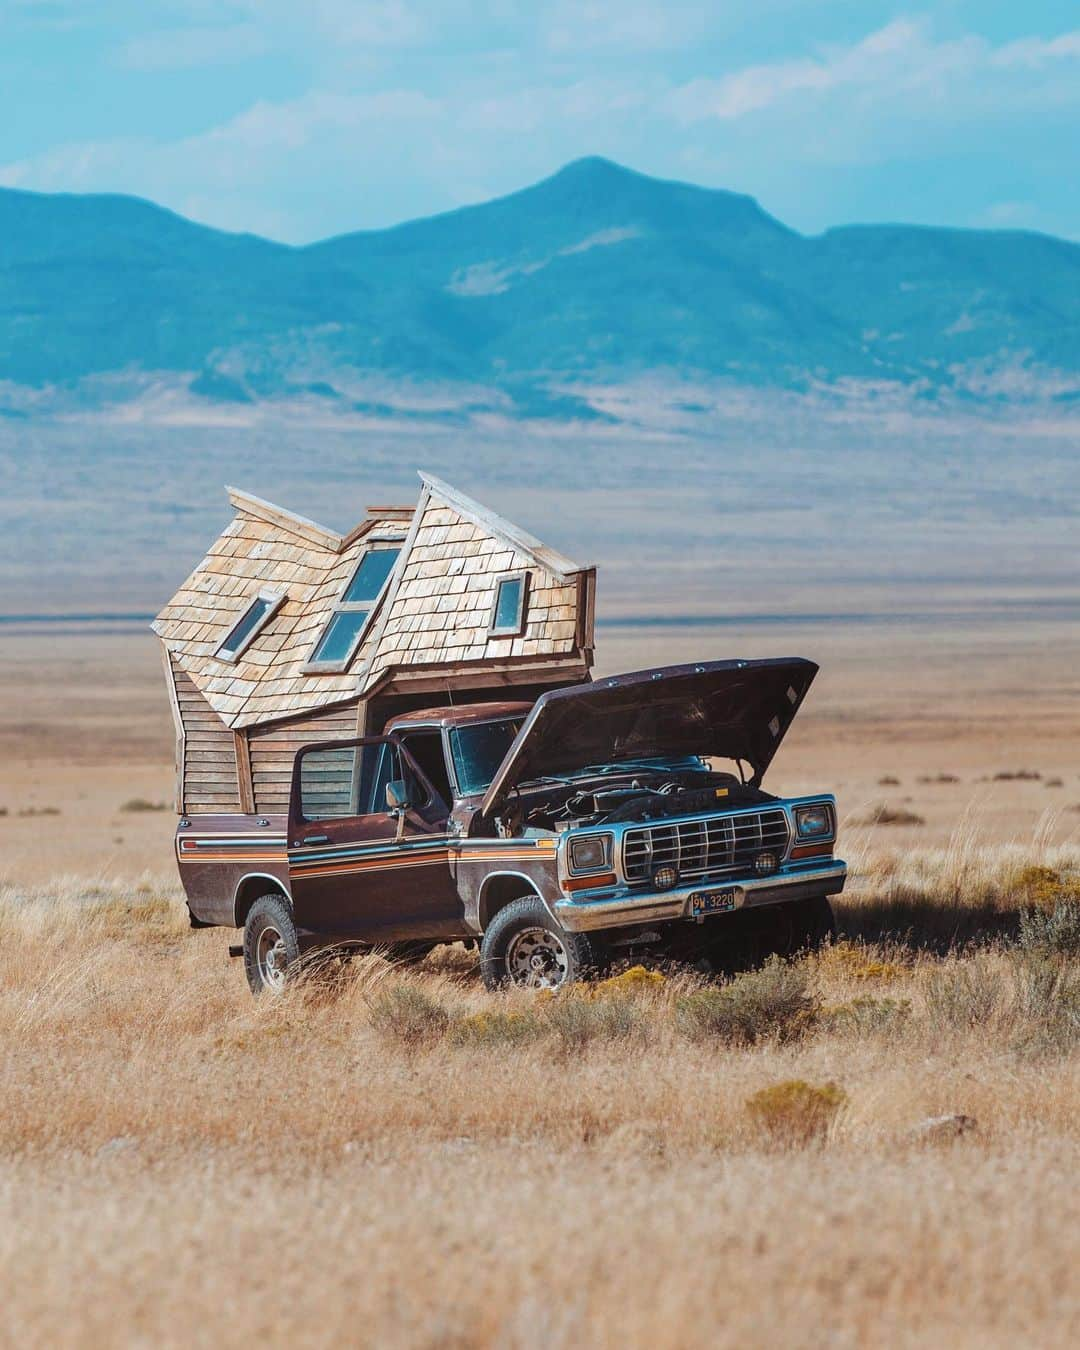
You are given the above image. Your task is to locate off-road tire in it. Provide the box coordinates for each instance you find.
[243,894,301,995]
[769,894,836,955]
[692,894,836,974]
[480,896,599,992]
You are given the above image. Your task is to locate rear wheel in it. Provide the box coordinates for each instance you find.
[480,897,598,992]
[243,895,300,995]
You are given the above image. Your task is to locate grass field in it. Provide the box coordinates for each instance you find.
[2,837,1078,1348]
[1,598,1077,1346]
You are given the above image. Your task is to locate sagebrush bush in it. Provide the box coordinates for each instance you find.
[1010,955,1080,1057]
[745,1080,847,1146]
[368,984,450,1047]
[1011,866,1080,910]
[815,940,904,982]
[448,1009,543,1048]
[817,996,912,1037]
[591,965,666,997]
[543,993,646,1051]
[675,958,814,1044]
[925,958,1002,1032]
[1018,901,1080,955]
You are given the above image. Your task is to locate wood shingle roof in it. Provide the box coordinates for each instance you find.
[154,477,594,730]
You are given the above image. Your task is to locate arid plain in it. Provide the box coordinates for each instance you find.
[2,403,1079,1348]
[2,601,1078,1349]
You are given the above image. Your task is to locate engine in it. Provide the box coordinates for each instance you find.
[523,771,775,832]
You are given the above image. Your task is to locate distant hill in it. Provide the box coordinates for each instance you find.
[2,156,1079,416]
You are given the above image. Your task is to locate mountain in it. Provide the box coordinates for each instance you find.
[2,156,1079,415]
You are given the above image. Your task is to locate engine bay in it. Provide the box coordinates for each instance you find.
[516,766,776,833]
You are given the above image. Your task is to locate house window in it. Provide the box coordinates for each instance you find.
[215,589,283,663]
[307,544,402,670]
[489,571,529,637]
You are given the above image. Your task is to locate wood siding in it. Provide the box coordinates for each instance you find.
[247,701,361,814]
[171,657,241,813]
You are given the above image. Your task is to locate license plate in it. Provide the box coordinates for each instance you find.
[689,887,739,916]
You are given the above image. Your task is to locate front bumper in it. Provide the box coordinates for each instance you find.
[552,859,847,934]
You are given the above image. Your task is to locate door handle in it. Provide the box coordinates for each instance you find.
[303,834,330,845]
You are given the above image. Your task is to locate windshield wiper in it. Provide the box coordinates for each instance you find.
[576,761,696,776]
[515,774,573,788]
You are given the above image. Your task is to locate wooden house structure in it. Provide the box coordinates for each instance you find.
[153,474,596,816]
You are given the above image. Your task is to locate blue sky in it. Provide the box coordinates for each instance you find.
[2,1,1078,243]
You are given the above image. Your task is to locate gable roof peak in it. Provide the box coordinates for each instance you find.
[226,486,344,552]
[417,471,586,581]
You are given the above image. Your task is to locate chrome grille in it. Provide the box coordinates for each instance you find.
[622,809,790,884]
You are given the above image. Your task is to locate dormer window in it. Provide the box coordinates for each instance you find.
[488,571,529,637]
[214,589,284,663]
[307,543,402,671]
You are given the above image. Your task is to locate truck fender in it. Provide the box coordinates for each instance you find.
[233,873,292,929]
[476,870,559,932]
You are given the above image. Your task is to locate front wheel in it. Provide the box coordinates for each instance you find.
[243,895,300,995]
[479,897,598,992]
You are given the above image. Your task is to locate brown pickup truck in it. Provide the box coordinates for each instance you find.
[175,658,845,992]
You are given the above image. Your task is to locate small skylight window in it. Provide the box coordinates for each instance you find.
[215,589,284,663]
[489,571,529,637]
[307,544,402,671]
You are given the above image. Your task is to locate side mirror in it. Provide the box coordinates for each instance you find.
[385,779,412,812]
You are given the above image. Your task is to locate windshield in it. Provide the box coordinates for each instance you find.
[450,719,525,796]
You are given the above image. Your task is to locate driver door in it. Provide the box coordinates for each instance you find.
[286,736,464,941]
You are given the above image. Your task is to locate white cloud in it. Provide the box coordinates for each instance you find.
[116,24,268,70]
[544,0,709,52]
[992,30,1080,68]
[232,0,428,47]
[0,88,445,236]
[668,19,1080,123]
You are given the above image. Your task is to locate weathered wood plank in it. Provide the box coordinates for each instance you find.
[234,729,254,814]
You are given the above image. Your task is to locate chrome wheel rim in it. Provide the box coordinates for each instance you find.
[256,925,289,991]
[505,926,570,990]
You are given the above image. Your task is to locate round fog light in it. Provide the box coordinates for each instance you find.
[652,863,679,890]
[754,851,778,877]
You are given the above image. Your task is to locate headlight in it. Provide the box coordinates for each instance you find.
[568,833,613,874]
[794,804,832,839]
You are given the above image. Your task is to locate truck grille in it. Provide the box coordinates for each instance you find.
[621,809,790,885]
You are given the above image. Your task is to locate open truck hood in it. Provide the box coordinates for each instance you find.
[480,657,818,818]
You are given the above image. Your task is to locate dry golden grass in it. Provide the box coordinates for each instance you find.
[2,843,1079,1349]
